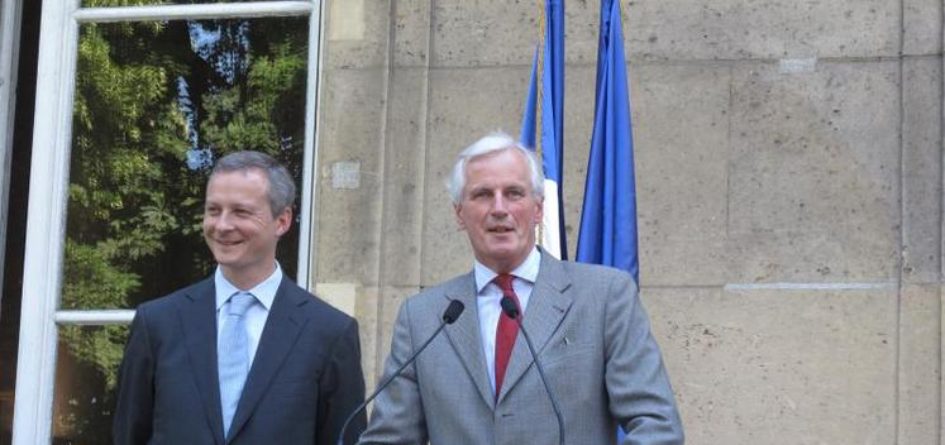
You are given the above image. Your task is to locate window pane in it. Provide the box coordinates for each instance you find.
[52,325,128,444]
[64,16,308,310]
[81,0,287,6]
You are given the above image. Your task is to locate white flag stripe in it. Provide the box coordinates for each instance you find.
[540,179,562,259]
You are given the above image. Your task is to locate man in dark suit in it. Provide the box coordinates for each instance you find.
[113,151,366,444]
[359,132,684,444]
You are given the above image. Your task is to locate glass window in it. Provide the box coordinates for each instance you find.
[16,1,320,443]
[51,325,128,443]
[63,16,309,311]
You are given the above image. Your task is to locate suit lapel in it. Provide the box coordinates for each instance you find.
[178,279,225,445]
[226,278,308,442]
[443,273,496,410]
[497,254,573,404]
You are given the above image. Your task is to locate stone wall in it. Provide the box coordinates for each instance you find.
[315,1,944,443]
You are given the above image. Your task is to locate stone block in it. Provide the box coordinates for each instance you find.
[626,0,900,60]
[628,63,730,286]
[902,56,942,283]
[564,1,617,66]
[559,64,597,257]
[315,281,359,316]
[431,1,540,67]
[898,284,942,444]
[351,284,379,389]
[903,0,943,55]
[315,68,387,283]
[727,61,900,283]
[378,67,429,286]
[392,0,433,67]
[523,63,617,258]
[324,0,390,69]
[644,285,897,444]
[428,0,635,67]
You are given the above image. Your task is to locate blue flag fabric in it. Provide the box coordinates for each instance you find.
[543,0,567,258]
[576,0,638,281]
[577,2,638,441]
[520,47,539,148]
[520,0,567,259]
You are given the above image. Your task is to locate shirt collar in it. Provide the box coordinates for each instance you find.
[214,263,283,311]
[473,246,541,293]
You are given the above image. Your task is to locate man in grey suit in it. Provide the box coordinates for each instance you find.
[359,132,684,444]
[113,151,366,444]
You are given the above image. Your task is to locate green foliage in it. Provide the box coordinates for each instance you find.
[58,324,130,391]
[63,241,141,310]
[202,32,306,154]
[85,0,167,6]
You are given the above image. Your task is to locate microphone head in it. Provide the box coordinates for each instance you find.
[442,300,465,324]
[500,296,520,319]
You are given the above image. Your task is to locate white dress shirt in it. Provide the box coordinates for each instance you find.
[474,247,541,392]
[214,264,282,368]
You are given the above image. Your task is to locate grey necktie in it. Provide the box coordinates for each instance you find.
[218,292,256,437]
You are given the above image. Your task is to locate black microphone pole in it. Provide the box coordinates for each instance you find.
[336,299,465,445]
[500,297,564,445]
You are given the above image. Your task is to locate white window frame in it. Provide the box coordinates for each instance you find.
[11,1,324,443]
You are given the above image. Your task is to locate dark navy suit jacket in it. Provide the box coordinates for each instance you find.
[113,276,366,444]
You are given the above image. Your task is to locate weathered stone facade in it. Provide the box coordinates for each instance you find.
[315,1,944,443]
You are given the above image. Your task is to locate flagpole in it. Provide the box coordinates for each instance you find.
[534,0,546,250]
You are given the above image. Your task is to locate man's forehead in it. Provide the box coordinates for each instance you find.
[465,154,529,181]
[207,168,272,190]
[205,169,271,199]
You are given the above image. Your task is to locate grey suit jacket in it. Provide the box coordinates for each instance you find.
[113,276,367,445]
[359,253,683,445]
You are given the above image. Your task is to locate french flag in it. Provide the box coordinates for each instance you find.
[520,0,566,259]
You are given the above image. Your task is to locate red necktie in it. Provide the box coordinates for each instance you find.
[494,273,521,398]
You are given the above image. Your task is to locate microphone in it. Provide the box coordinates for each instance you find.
[500,297,565,445]
[336,299,465,445]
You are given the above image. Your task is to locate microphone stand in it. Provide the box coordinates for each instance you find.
[336,300,465,445]
[501,296,565,445]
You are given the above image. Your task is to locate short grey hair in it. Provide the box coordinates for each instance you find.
[447,131,545,204]
[211,151,296,217]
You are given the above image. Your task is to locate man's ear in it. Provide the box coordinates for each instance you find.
[454,204,466,231]
[533,196,544,224]
[275,207,293,236]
